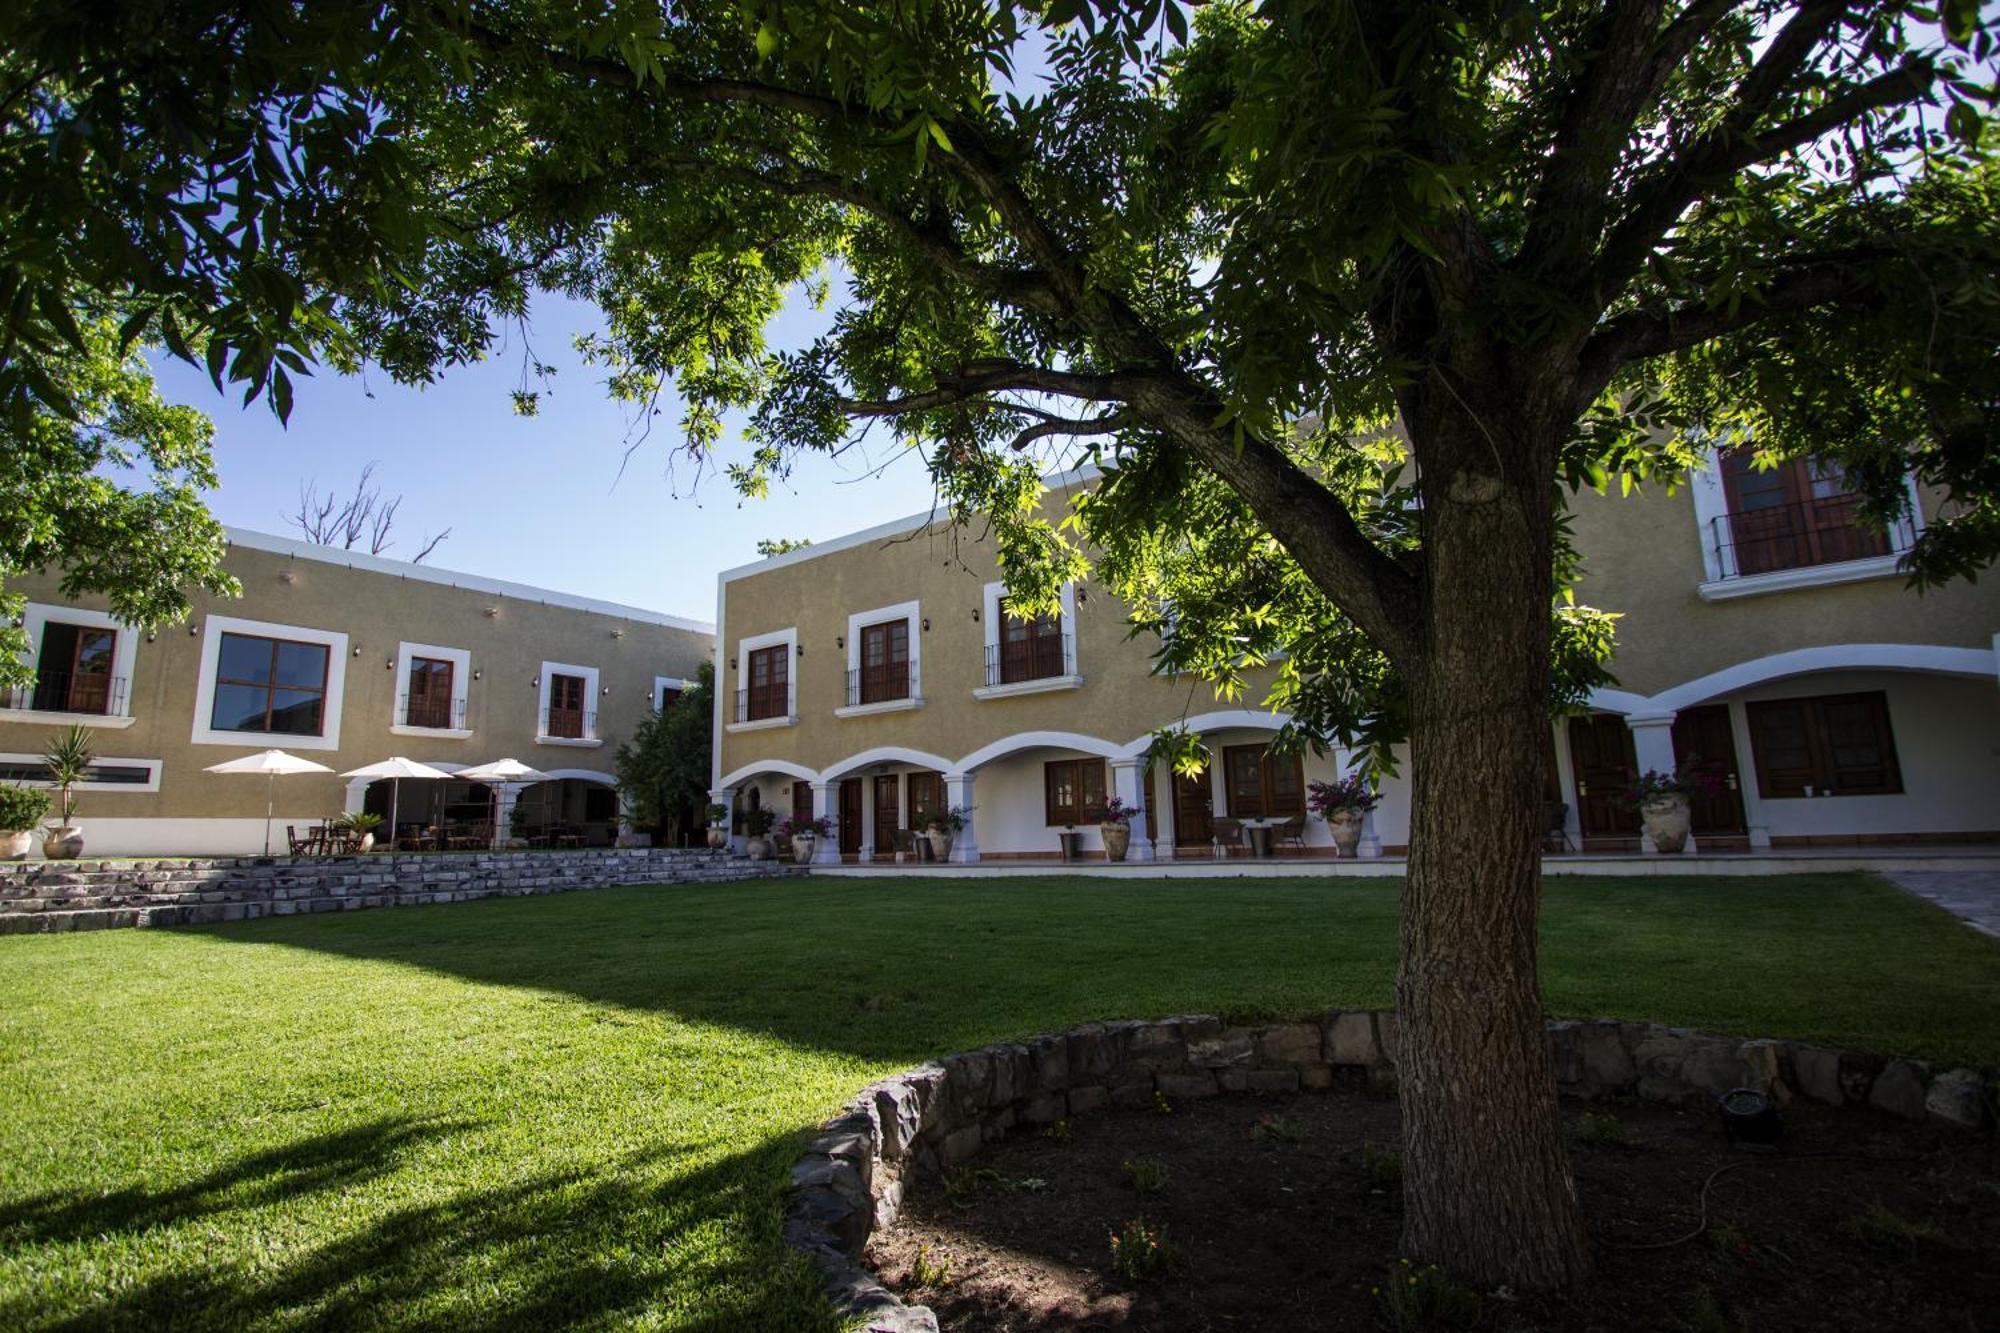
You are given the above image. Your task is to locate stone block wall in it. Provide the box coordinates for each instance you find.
[0,848,801,933]
[785,1011,1999,1333]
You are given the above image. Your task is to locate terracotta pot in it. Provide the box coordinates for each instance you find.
[1057,830,1083,862]
[1100,822,1131,862]
[42,825,83,860]
[792,832,817,865]
[1327,810,1365,858]
[707,825,729,850]
[355,832,376,853]
[2,830,31,861]
[924,829,953,862]
[1641,793,1692,854]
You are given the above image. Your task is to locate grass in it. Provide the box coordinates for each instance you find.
[0,872,1994,1329]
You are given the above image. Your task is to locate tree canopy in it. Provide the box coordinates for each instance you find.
[614,661,715,846]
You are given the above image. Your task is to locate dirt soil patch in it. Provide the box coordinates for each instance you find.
[869,1079,2000,1331]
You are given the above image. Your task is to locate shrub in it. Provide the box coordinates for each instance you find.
[0,783,52,833]
[908,1243,952,1289]
[1375,1259,1480,1331]
[1120,1156,1169,1194]
[1107,1217,1175,1281]
[1576,1110,1629,1147]
[42,724,92,826]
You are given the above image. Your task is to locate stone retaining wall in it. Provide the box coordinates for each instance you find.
[786,1012,1999,1333]
[0,848,800,933]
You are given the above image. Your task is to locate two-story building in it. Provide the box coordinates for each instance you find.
[2,529,712,854]
[711,456,2000,863]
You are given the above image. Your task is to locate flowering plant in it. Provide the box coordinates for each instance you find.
[742,806,777,836]
[1098,795,1140,827]
[1307,775,1380,817]
[1620,765,1724,808]
[776,815,836,838]
[918,804,972,832]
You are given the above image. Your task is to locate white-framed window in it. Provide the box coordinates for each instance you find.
[1689,447,1923,600]
[974,580,1081,700]
[653,675,691,712]
[2,603,141,727]
[729,627,798,731]
[837,599,923,718]
[0,752,163,793]
[392,641,473,737]
[537,660,602,746]
[190,614,348,750]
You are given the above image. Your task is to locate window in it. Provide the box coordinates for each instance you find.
[857,618,911,704]
[746,644,789,721]
[209,632,330,736]
[907,772,943,826]
[29,622,120,716]
[998,600,1066,685]
[0,753,161,792]
[1044,758,1108,826]
[545,673,588,739]
[658,687,681,710]
[1719,449,1890,576]
[1222,744,1305,818]
[404,656,456,729]
[1746,691,1902,798]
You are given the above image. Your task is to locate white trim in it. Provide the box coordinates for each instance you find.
[223,527,712,633]
[1698,554,1905,601]
[972,675,1084,701]
[189,613,349,750]
[955,729,1124,773]
[733,626,799,725]
[8,602,141,720]
[844,599,923,710]
[535,768,618,785]
[1685,449,1922,592]
[821,746,956,783]
[0,752,162,794]
[1583,688,1651,715]
[719,758,820,789]
[710,583,727,794]
[392,641,472,732]
[1646,643,1996,714]
[654,675,691,712]
[536,660,601,745]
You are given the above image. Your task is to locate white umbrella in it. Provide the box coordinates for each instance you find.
[455,759,556,847]
[339,757,455,852]
[203,749,336,856]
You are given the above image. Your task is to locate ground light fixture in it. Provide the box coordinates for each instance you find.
[1717,1088,1783,1151]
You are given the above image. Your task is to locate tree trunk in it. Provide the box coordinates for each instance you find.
[1395,426,1593,1288]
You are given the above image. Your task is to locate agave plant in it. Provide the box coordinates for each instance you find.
[41,724,93,829]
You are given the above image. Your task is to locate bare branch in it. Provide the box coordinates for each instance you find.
[284,463,448,563]
[410,528,453,564]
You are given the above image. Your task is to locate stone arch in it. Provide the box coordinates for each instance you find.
[1644,642,1996,714]
[953,730,1123,775]
[717,758,820,790]
[821,746,956,782]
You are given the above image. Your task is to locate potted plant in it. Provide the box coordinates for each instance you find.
[40,724,92,859]
[778,814,835,864]
[1307,775,1380,858]
[1621,765,1722,854]
[1099,795,1137,862]
[1056,821,1083,862]
[919,805,969,862]
[333,811,384,853]
[742,806,777,860]
[0,784,52,861]
[705,802,731,850]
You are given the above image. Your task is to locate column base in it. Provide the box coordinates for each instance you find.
[811,842,842,866]
[1125,836,1156,862]
[947,842,981,864]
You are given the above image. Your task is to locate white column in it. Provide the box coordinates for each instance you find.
[1550,721,1584,850]
[944,772,979,863]
[1726,702,1773,849]
[1625,712,1682,855]
[1151,763,1176,858]
[858,777,877,863]
[809,782,842,864]
[709,786,739,854]
[494,782,524,848]
[1109,758,1154,861]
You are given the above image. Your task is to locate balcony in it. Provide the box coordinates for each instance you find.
[732,687,793,729]
[1701,496,1912,600]
[537,706,597,745]
[398,693,467,731]
[4,671,129,720]
[974,636,1082,700]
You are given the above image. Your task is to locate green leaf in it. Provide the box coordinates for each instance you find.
[755,24,777,59]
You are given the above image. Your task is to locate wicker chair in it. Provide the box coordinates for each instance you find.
[1276,815,1308,852]
[1543,800,1575,854]
[891,828,920,863]
[1209,817,1244,856]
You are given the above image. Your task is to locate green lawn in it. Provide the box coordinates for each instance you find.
[1,873,1994,1330]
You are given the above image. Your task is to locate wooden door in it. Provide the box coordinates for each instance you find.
[907,772,942,826]
[873,775,900,854]
[791,782,813,830]
[1173,769,1213,848]
[838,778,863,855]
[1566,714,1639,842]
[66,627,115,714]
[548,674,585,738]
[1721,450,1887,574]
[1671,704,1746,834]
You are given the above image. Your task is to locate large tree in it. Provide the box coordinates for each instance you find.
[5,0,1996,1289]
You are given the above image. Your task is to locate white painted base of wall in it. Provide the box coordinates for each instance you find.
[815,847,2000,878]
[15,817,318,857]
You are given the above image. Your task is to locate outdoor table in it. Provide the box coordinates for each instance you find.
[1238,818,1280,858]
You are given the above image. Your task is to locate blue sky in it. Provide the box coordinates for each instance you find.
[150,290,942,621]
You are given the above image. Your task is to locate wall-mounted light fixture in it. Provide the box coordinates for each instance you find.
[279,570,298,585]
[471,669,482,682]
[835,635,844,650]
[601,685,611,696]
[145,631,157,643]
[189,624,200,636]
[482,606,500,618]
[385,656,396,670]
[971,608,980,622]
[795,643,805,657]
[531,675,540,688]
[611,627,625,639]
[351,645,362,657]
[921,617,930,632]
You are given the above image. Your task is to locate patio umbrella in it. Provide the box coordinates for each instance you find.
[455,759,556,847]
[202,749,336,856]
[338,757,455,850]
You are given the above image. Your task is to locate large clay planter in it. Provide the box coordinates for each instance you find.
[42,825,83,860]
[2,830,31,861]
[924,829,953,862]
[707,825,729,850]
[354,832,376,854]
[1641,793,1693,854]
[792,832,817,865]
[1327,810,1365,858]
[1100,822,1131,862]
[745,835,773,861]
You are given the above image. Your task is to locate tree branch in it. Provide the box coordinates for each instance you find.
[835,361,1133,417]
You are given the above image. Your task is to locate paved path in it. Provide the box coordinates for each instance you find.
[1881,871,2000,938]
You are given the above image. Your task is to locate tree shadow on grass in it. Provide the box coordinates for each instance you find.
[1,1122,836,1332]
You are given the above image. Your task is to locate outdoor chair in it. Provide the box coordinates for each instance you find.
[1544,800,1575,854]
[774,832,793,859]
[285,826,307,857]
[891,828,919,863]
[1277,815,1308,852]
[1209,817,1244,856]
